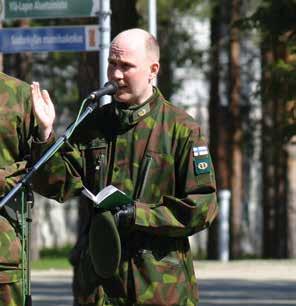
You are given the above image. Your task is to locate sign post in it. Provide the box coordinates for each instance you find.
[98,0,111,105]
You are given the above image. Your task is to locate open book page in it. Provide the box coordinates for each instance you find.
[82,185,131,210]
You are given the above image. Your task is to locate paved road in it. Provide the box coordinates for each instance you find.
[32,270,73,306]
[196,260,296,306]
[31,260,296,306]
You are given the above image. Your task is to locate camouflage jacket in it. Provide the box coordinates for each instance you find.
[0,72,35,283]
[32,88,218,305]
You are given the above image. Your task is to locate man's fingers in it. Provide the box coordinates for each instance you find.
[31,81,42,103]
[32,81,40,96]
[42,89,56,117]
[41,89,52,105]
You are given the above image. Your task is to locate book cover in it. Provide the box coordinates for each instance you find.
[82,185,131,210]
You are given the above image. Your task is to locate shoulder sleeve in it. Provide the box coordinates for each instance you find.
[134,122,218,237]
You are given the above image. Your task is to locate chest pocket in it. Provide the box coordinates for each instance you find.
[135,151,175,203]
[79,139,107,194]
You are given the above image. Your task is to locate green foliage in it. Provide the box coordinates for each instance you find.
[270,60,296,99]
[32,258,71,270]
[246,0,296,37]
[40,244,73,258]
[31,245,73,270]
[235,0,296,37]
[237,0,296,141]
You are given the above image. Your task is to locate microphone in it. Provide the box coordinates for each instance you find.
[87,81,118,101]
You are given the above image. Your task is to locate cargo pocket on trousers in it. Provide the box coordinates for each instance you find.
[0,216,21,265]
[131,249,188,306]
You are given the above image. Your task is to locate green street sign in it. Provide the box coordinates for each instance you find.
[0,0,100,20]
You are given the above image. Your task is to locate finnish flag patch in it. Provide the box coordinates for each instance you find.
[193,146,209,156]
[193,146,210,175]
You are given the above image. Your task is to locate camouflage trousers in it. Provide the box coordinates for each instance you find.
[73,249,128,306]
[73,248,198,306]
[0,215,24,306]
[0,281,22,306]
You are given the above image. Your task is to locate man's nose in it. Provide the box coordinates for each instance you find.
[110,66,124,79]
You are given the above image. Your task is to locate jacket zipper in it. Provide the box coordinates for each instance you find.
[134,154,152,200]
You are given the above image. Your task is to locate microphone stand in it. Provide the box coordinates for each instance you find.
[0,99,101,209]
[0,96,105,306]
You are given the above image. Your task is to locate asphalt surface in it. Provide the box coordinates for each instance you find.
[195,260,296,306]
[31,260,296,306]
[31,270,72,306]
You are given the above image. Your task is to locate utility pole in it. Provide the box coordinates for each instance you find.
[148,0,157,38]
[99,0,111,105]
[148,0,157,85]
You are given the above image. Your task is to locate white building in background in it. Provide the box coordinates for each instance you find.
[172,17,210,133]
[34,194,78,249]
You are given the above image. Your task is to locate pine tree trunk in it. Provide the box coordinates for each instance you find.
[208,0,231,259]
[0,22,2,72]
[261,38,288,258]
[111,0,139,38]
[229,0,243,258]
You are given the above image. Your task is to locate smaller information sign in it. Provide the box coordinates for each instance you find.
[0,25,100,53]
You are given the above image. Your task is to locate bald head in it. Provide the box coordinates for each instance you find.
[107,28,160,105]
[111,28,160,62]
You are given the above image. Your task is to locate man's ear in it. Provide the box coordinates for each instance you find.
[149,62,160,82]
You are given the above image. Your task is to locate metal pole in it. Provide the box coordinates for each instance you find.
[148,0,157,38]
[218,189,231,262]
[148,0,157,86]
[99,0,111,105]
[25,189,34,306]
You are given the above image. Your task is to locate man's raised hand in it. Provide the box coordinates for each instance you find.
[31,81,56,141]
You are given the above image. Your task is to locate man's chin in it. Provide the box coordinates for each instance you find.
[115,93,131,104]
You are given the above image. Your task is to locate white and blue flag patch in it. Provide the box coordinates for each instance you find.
[193,146,210,175]
[193,146,209,157]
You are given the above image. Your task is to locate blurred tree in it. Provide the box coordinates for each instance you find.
[111,0,140,37]
[229,0,243,258]
[243,0,296,257]
[208,0,231,259]
[0,22,2,71]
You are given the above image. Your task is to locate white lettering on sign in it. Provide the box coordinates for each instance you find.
[9,33,83,48]
[9,2,34,13]
[34,1,68,11]
[9,1,68,13]
[43,34,83,44]
[11,34,42,47]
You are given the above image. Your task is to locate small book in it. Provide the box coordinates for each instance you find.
[82,185,131,210]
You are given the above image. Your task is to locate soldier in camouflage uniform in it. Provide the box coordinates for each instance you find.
[31,28,218,306]
[0,72,35,306]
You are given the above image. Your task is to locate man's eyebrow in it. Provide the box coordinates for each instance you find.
[108,58,135,66]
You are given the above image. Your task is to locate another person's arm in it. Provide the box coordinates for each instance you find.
[30,82,84,201]
[0,81,35,197]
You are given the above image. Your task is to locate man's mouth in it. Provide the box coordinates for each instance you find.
[118,85,128,91]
